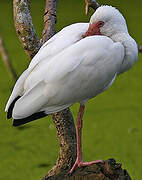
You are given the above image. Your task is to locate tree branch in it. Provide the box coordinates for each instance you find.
[41,0,58,43]
[13,0,41,59]
[44,159,132,180]
[43,109,77,179]
[0,36,17,81]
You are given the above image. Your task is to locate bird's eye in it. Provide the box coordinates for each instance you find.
[97,21,104,28]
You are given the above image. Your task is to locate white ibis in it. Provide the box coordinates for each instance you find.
[5,6,138,173]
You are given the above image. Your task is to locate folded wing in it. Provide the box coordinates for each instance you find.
[6,35,124,126]
[5,23,88,115]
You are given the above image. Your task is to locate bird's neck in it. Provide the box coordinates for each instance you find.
[111,33,138,74]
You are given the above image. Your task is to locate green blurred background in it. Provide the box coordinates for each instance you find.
[0,0,142,179]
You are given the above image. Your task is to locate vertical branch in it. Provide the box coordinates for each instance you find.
[43,109,77,178]
[0,36,17,81]
[41,0,58,43]
[13,0,41,59]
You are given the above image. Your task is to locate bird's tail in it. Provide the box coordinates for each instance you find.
[7,96,47,127]
[13,111,47,126]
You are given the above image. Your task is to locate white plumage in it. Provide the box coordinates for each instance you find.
[7,36,124,119]
[5,5,138,125]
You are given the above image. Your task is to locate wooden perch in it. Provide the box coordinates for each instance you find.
[0,36,17,81]
[41,0,58,43]
[13,0,41,59]
[13,0,133,179]
[43,159,132,180]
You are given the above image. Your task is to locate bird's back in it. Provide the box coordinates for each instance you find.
[12,36,124,119]
[29,23,89,69]
[5,23,89,113]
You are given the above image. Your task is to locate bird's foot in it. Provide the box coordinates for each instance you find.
[69,159,103,174]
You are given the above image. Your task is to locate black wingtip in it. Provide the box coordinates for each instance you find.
[13,111,47,127]
[7,96,21,119]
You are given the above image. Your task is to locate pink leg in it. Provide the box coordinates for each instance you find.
[69,104,103,174]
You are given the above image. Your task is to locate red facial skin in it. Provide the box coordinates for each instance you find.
[83,21,104,38]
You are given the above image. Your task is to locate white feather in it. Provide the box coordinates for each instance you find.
[5,23,88,112]
[28,23,89,69]
[5,69,31,112]
[12,36,124,119]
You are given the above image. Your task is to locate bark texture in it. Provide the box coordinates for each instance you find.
[41,0,58,43]
[13,0,41,59]
[42,109,77,179]
[13,0,133,179]
[43,159,132,180]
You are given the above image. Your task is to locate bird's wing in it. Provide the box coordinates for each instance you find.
[5,69,31,112]
[11,35,124,119]
[5,23,88,113]
[28,23,89,69]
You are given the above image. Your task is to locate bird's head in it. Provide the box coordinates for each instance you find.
[84,5,128,38]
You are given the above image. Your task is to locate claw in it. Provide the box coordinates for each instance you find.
[69,159,104,174]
